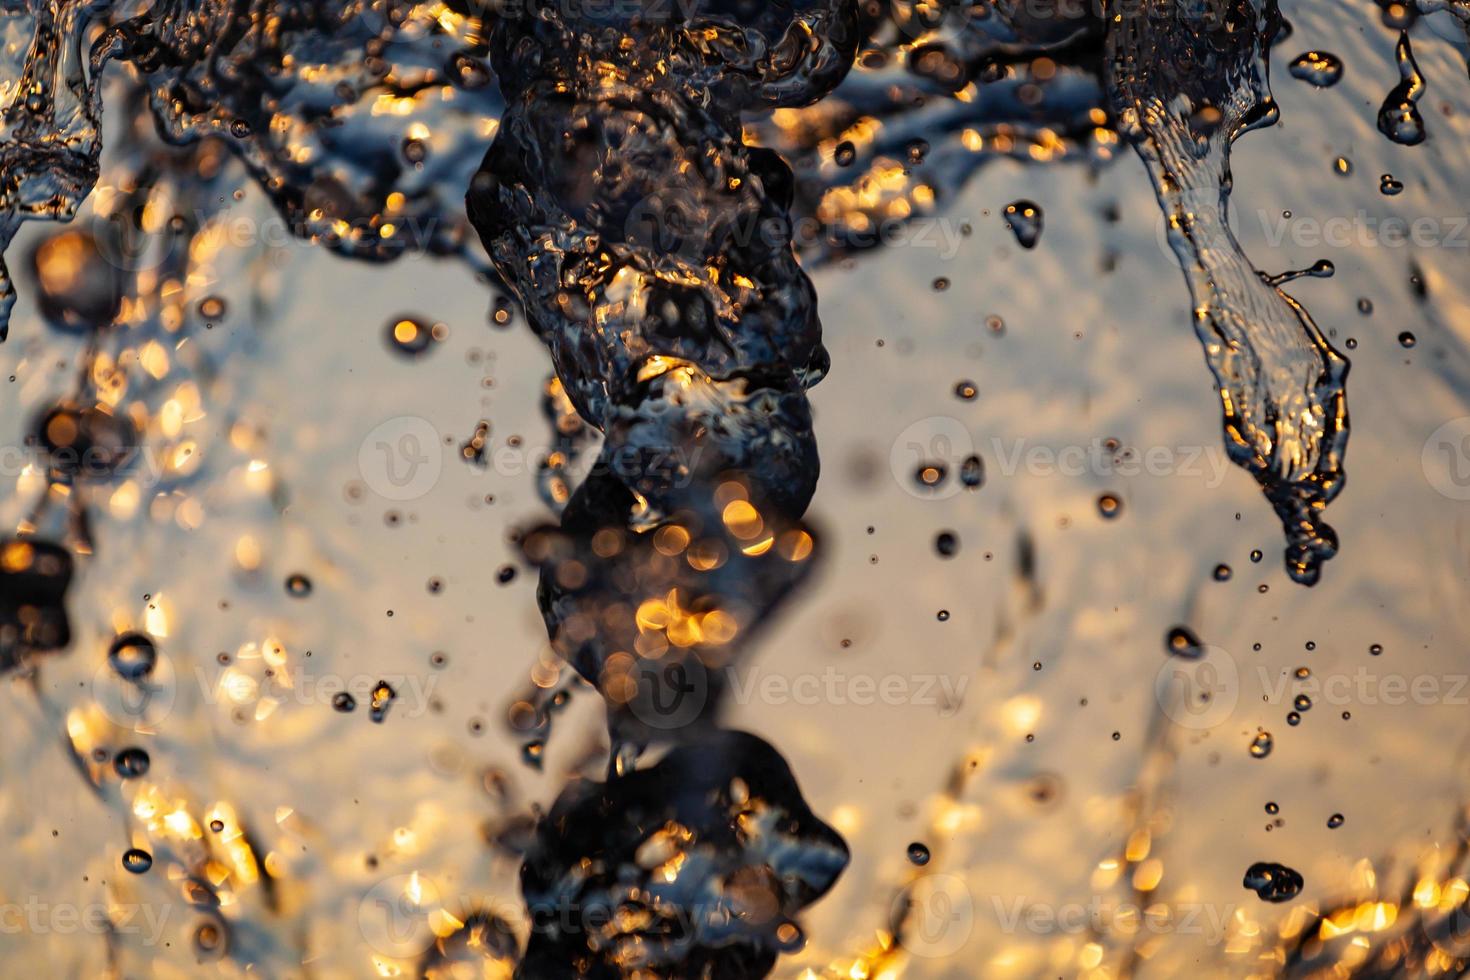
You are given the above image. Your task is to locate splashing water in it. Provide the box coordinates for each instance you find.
[1106,0,1350,585]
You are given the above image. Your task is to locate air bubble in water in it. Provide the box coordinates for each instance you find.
[1250,732,1273,758]
[107,633,157,681]
[1166,626,1204,658]
[1243,862,1303,902]
[907,842,931,866]
[369,681,395,722]
[1288,51,1343,87]
[934,531,959,557]
[954,380,977,401]
[122,848,153,874]
[1097,494,1122,519]
[1003,200,1043,249]
[113,747,150,779]
[285,574,312,598]
[386,316,437,357]
[1327,813,1344,828]
[1380,174,1404,195]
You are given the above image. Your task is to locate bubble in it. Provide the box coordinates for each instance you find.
[1287,51,1343,87]
[954,380,977,401]
[833,141,856,167]
[209,819,224,833]
[932,277,949,291]
[1399,331,1416,348]
[386,316,437,357]
[1213,563,1232,581]
[369,681,396,723]
[285,573,312,598]
[1097,493,1122,519]
[959,454,984,489]
[1358,298,1374,314]
[1165,626,1204,658]
[497,564,517,584]
[934,531,959,557]
[936,610,950,622]
[113,746,150,779]
[1250,731,1273,758]
[107,633,158,681]
[1327,813,1344,828]
[1294,694,1312,711]
[1250,549,1263,563]
[907,841,931,866]
[122,848,153,874]
[332,692,356,713]
[1243,862,1303,902]
[198,295,227,320]
[1002,200,1043,249]
[1265,801,1279,815]
[1380,174,1404,196]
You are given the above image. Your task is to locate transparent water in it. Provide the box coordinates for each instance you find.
[3,1,1470,977]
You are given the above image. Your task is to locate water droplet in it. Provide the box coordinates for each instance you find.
[1378,32,1427,146]
[1097,493,1122,519]
[386,316,438,357]
[1003,200,1043,249]
[934,531,958,557]
[370,681,396,722]
[1370,644,1383,656]
[122,848,153,874]
[959,454,984,489]
[1333,156,1352,176]
[907,842,931,866]
[108,633,158,681]
[1327,813,1344,828]
[1380,174,1404,196]
[1399,331,1416,348]
[1294,694,1312,711]
[936,610,950,622]
[1213,563,1232,581]
[1250,549,1263,563]
[1288,51,1343,87]
[834,141,856,167]
[113,747,150,779]
[332,692,356,713]
[1250,732,1273,758]
[209,819,225,833]
[1243,862,1303,902]
[497,564,517,584]
[1265,801,1279,815]
[285,573,312,598]
[954,380,977,401]
[1166,626,1204,658]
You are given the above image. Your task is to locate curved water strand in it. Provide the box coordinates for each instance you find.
[1105,0,1350,585]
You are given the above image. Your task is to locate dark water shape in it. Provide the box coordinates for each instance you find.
[1243,861,1304,902]
[517,731,848,979]
[1378,31,1427,146]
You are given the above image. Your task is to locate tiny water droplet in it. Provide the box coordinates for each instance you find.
[1003,200,1043,249]
[114,747,150,779]
[122,848,153,874]
[1250,731,1273,758]
[907,842,931,866]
